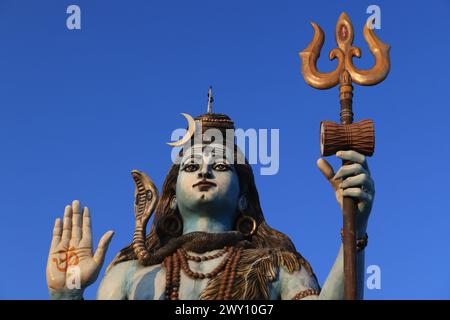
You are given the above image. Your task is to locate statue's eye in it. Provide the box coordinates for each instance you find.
[183,163,199,172]
[213,163,230,171]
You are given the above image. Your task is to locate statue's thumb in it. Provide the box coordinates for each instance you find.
[316,158,338,190]
[93,230,114,265]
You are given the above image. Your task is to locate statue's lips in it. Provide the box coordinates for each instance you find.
[192,180,217,188]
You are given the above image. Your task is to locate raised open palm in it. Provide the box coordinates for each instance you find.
[46,200,114,292]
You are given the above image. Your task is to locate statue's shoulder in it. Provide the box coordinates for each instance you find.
[199,246,316,300]
[240,247,315,276]
[106,258,136,274]
[106,258,163,278]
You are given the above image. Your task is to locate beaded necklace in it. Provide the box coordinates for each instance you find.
[164,246,243,300]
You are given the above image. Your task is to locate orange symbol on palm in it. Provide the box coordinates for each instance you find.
[52,247,80,272]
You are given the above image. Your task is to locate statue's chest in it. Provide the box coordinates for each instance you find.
[128,251,228,300]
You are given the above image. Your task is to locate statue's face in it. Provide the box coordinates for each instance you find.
[176,143,240,217]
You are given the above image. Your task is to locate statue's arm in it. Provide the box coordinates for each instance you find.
[96,260,137,300]
[319,245,344,300]
[277,265,321,300]
[49,288,84,300]
[277,243,365,300]
[315,150,373,299]
[320,241,366,300]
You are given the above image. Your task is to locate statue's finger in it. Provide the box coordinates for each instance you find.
[93,231,114,265]
[317,158,335,180]
[336,150,365,164]
[334,163,367,180]
[318,158,341,191]
[61,205,73,244]
[342,188,370,201]
[336,150,370,173]
[317,158,342,189]
[50,218,62,250]
[71,200,82,242]
[340,173,374,192]
[80,207,92,247]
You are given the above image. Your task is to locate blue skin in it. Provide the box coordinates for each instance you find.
[49,144,374,300]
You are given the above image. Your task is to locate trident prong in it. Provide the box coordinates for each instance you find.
[299,12,391,301]
[300,12,390,90]
[299,22,344,89]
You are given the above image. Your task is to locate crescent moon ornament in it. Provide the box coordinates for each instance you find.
[167,113,196,147]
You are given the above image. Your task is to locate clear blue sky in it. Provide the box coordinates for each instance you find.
[0,0,449,299]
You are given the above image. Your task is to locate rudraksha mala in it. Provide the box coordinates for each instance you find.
[164,246,243,300]
[181,247,229,262]
[291,288,320,300]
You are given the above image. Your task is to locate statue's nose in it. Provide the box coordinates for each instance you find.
[198,163,213,179]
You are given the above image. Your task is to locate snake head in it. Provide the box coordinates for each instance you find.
[131,170,159,226]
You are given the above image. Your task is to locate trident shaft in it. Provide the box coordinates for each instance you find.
[299,13,390,300]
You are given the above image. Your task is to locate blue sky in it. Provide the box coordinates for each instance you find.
[0,0,449,299]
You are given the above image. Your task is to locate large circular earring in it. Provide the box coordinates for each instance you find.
[235,194,257,237]
[156,196,182,238]
[236,215,257,237]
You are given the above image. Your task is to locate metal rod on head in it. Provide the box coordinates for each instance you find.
[207,86,213,114]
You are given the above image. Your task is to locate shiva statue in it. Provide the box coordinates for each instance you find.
[46,89,374,300]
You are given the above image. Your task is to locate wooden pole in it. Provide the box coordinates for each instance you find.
[339,70,357,300]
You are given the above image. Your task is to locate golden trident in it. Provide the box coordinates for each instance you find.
[299,13,390,300]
